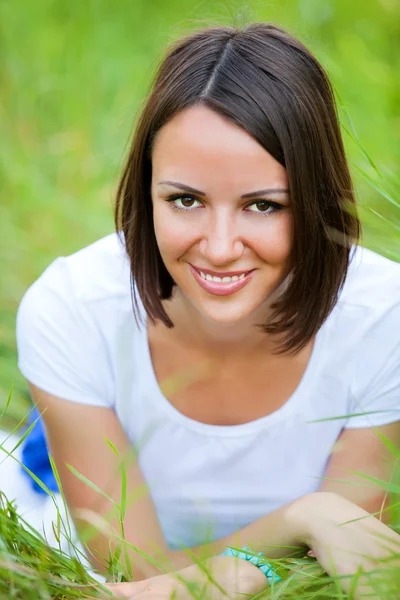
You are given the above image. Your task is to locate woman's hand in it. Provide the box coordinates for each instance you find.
[105,573,176,599]
[105,556,268,599]
[288,492,400,597]
[102,492,400,599]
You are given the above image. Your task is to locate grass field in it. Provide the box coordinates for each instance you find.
[1,0,400,424]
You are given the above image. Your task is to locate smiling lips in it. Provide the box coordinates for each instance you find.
[190,264,254,296]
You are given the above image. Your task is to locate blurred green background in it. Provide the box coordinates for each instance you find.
[1,0,399,427]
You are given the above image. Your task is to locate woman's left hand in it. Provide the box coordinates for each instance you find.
[288,492,400,598]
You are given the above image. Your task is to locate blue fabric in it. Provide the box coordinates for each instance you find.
[20,407,59,495]
[220,546,282,584]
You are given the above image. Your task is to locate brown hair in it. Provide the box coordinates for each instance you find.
[114,23,361,354]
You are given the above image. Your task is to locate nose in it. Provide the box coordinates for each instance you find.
[199,209,244,266]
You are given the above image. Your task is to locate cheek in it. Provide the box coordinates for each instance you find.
[249,214,293,264]
[153,206,196,261]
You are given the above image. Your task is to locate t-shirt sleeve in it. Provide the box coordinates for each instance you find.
[16,257,114,408]
[346,303,400,429]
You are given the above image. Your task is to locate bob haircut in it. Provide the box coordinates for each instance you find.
[114,23,361,355]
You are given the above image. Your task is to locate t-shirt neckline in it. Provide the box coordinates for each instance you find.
[138,312,325,437]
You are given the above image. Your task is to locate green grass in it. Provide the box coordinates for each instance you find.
[0,493,106,599]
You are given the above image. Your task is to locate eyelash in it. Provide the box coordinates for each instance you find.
[165,194,284,216]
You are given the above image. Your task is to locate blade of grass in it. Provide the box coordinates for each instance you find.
[353,164,400,209]
[104,439,127,522]
[0,402,40,464]
[0,443,56,498]
[66,464,117,508]
[4,414,42,457]
[104,438,131,578]
[307,410,392,424]
[0,381,14,419]
[48,454,75,549]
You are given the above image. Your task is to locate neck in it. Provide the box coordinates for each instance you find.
[163,290,279,357]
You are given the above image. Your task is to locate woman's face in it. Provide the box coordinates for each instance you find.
[151,105,293,326]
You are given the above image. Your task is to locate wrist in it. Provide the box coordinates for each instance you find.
[285,491,350,547]
[210,556,269,596]
[284,493,322,546]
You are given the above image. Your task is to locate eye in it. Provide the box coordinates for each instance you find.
[246,200,282,215]
[166,194,203,211]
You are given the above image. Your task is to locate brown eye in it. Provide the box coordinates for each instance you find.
[167,195,202,211]
[181,196,196,208]
[247,200,282,215]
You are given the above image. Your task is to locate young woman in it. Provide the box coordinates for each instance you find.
[16,21,400,585]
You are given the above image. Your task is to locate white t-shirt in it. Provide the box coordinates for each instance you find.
[16,232,400,550]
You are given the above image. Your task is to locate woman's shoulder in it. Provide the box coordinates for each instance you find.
[16,233,134,406]
[339,245,400,313]
[25,232,133,309]
[325,245,400,356]
[17,232,137,360]
[333,246,400,426]
[57,231,132,303]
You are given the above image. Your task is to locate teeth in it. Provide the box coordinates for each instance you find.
[199,271,248,283]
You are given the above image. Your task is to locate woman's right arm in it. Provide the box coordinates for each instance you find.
[27,382,174,580]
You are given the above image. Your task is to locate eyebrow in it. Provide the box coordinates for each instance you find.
[158,181,289,198]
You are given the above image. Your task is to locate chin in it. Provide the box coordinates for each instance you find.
[193,300,264,327]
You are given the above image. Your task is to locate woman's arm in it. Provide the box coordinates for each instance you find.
[290,492,400,598]
[27,383,171,580]
[108,492,400,600]
[320,423,400,520]
[27,383,306,581]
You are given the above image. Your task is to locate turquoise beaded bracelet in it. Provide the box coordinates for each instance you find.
[220,546,282,585]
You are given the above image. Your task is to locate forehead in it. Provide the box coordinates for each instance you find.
[151,105,287,189]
